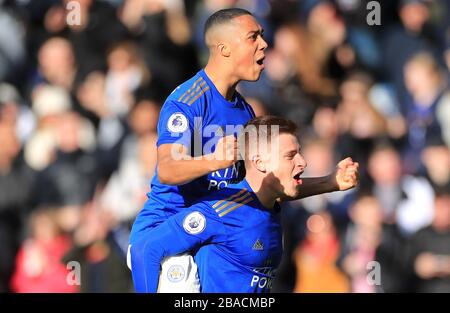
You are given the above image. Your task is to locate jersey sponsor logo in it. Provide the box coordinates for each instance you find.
[183,211,206,235]
[207,162,244,191]
[252,239,264,251]
[250,267,276,291]
[168,113,188,133]
[167,264,185,283]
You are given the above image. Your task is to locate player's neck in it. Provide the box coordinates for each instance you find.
[204,63,239,101]
[245,174,278,210]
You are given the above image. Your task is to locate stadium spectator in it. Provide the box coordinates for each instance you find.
[0,123,30,292]
[59,0,129,78]
[421,140,450,193]
[407,191,450,292]
[297,137,355,224]
[366,144,434,235]
[337,195,383,292]
[120,0,199,96]
[294,210,350,292]
[33,37,77,92]
[100,93,160,212]
[402,52,450,173]
[0,1,26,83]
[335,71,388,168]
[0,83,35,144]
[62,202,133,292]
[334,0,383,73]
[105,41,150,118]
[297,0,347,101]
[239,0,349,124]
[75,70,128,181]
[10,208,76,293]
[100,132,157,224]
[24,84,73,172]
[382,0,444,107]
[310,105,339,144]
[366,144,405,223]
[30,109,98,209]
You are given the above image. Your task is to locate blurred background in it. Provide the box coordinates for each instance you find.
[0,0,450,293]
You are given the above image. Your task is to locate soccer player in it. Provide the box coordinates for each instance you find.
[130,116,359,292]
[129,8,354,292]
[129,8,264,291]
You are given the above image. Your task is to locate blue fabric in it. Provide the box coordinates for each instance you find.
[130,179,283,293]
[130,69,255,244]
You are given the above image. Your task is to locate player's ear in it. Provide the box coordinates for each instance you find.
[218,43,231,57]
[252,155,266,173]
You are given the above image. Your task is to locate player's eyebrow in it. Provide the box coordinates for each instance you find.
[247,28,264,38]
[283,149,298,156]
[283,146,301,156]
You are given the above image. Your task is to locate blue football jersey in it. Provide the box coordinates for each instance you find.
[130,179,283,293]
[130,69,255,244]
[193,179,283,293]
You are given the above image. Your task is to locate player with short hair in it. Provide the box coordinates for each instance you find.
[130,116,359,292]
[129,8,264,291]
[129,8,355,292]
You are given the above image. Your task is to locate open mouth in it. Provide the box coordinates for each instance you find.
[293,171,303,185]
[256,57,265,66]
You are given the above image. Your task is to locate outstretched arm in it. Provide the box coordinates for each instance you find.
[281,157,359,201]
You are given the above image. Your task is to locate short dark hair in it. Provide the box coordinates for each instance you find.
[239,115,299,161]
[244,115,298,137]
[204,8,253,40]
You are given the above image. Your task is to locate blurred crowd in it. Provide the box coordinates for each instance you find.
[0,0,450,293]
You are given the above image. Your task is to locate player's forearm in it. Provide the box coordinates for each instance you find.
[282,175,338,201]
[158,156,226,185]
[296,176,338,199]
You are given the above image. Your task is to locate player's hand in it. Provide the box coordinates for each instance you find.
[333,157,359,191]
[212,135,238,169]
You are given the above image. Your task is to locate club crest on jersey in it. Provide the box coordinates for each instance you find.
[183,211,206,235]
[167,264,185,283]
[167,113,188,133]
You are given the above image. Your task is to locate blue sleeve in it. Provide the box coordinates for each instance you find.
[156,100,195,149]
[130,202,226,292]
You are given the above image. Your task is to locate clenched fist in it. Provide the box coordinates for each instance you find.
[211,135,238,170]
[334,157,359,191]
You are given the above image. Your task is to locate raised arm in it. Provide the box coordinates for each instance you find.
[281,157,359,201]
[155,100,238,185]
[157,135,237,185]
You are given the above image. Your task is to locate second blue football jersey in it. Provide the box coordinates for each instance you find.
[131,69,255,244]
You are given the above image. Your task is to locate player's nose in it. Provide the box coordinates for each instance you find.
[295,153,307,169]
[259,36,268,51]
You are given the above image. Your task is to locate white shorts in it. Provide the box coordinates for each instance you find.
[127,245,200,293]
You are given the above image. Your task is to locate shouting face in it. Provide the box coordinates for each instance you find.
[263,133,307,199]
[227,15,268,82]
